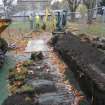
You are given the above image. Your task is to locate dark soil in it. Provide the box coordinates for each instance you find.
[2,93,39,105]
[52,32,105,105]
[0,38,8,67]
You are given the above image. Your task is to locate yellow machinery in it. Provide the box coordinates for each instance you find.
[0,19,11,34]
[50,10,57,32]
[44,7,67,33]
[44,7,56,32]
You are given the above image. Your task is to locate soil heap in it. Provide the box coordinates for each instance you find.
[52,32,105,105]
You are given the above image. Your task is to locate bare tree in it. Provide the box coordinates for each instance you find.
[51,1,61,10]
[100,0,105,6]
[67,0,81,20]
[2,0,15,18]
[83,0,96,24]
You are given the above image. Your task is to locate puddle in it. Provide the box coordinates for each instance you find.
[0,53,16,105]
[25,40,49,52]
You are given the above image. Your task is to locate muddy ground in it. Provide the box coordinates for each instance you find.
[2,32,88,105]
[51,32,105,105]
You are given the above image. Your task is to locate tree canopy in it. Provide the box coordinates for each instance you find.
[100,0,105,6]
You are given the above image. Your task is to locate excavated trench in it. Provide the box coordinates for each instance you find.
[52,32,105,105]
[2,33,87,105]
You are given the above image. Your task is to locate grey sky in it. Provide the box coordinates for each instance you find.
[0,0,17,5]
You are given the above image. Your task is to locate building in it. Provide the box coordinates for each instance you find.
[17,0,50,11]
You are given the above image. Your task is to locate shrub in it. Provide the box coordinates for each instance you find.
[16,84,34,94]
[22,60,33,67]
[0,38,8,53]
[31,52,43,61]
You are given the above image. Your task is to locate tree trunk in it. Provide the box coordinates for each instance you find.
[87,9,94,24]
[71,12,75,21]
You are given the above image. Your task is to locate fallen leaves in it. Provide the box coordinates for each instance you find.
[49,51,67,74]
[48,49,86,105]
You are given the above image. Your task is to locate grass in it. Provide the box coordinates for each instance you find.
[68,22,105,37]
[9,21,30,31]
[4,20,105,39]
[1,21,32,43]
[83,23,105,37]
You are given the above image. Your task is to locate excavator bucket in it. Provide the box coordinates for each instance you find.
[0,19,11,34]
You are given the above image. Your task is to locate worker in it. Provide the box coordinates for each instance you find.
[102,6,105,22]
[62,10,67,28]
[29,13,34,30]
[56,12,62,31]
[35,14,40,30]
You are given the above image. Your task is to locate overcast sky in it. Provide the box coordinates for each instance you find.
[0,0,17,5]
[0,0,2,4]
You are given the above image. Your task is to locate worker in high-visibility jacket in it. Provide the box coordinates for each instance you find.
[35,14,40,30]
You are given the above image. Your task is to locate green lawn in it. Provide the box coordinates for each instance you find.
[69,22,105,37]
[8,21,105,37]
[9,21,30,31]
[83,23,105,37]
